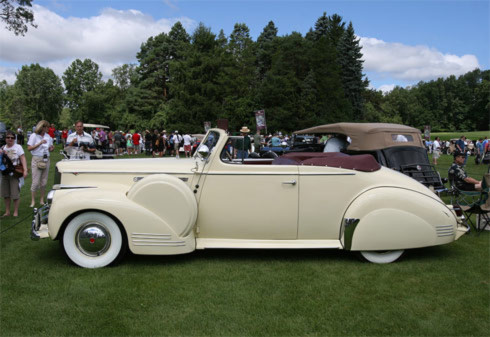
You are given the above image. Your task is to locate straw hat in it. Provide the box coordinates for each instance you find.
[240,126,250,133]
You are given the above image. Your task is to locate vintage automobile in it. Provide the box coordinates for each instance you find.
[294,123,447,193]
[31,128,466,268]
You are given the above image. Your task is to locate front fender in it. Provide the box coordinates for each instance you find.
[48,174,197,255]
[342,187,459,251]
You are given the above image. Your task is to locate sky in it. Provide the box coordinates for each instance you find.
[0,0,488,92]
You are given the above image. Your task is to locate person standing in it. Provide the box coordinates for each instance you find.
[234,126,251,159]
[48,124,56,140]
[132,131,141,155]
[253,130,261,154]
[27,120,54,207]
[126,132,133,155]
[456,135,467,165]
[432,137,441,165]
[61,128,68,146]
[172,131,183,158]
[66,121,96,160]
[1,131,28,217]
[183,132,193,158]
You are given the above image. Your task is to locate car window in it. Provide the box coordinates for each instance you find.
[195,131,220,158]
[391,134,414,142]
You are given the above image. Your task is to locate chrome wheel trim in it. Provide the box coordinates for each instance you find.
[76,222,111,257]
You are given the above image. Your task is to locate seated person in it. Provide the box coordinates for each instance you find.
[448,151,481,191]
[324,134,349,153]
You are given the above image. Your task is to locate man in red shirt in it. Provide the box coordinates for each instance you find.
[48,124,56,139]
[132,131,141,154]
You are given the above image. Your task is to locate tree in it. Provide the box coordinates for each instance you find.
[256,21,278,81]
[1,0,36,35]
[112,64,137,91]
[62,59,103,116]
[13,64,63,127]
[338,22,367,121]
[167,23,224,132]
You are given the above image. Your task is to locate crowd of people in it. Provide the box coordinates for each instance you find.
[0,121,489,218]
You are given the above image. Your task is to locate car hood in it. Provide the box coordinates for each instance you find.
[57,157,198,174]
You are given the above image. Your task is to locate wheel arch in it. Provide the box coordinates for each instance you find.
[341,187,455,251]
[56,208,128,245]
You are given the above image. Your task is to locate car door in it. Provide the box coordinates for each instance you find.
[196,162,299,240]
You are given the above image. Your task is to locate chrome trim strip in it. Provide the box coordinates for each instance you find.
[54,185,97,190]
[133,243,186,247]
[437,233,455,237]
[132,240,184,243]
[342,218,360,250]
[206,173,355,176]
[64,171,192,175]
[132,233,171,237]
[62,171,355,177]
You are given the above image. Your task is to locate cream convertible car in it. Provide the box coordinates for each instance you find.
[32,129,466,268]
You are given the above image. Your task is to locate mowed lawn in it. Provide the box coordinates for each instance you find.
[0,145,489,336]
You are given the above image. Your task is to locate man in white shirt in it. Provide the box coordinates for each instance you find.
[183,133,193,158]
[66,121,96,160]
[172,131,183,158]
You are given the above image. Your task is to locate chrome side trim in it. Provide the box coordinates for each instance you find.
[342,218,360,250]
[436,224,454,237]
[130,233,184,246]
[53,185,97,190]
[132,243,186,247]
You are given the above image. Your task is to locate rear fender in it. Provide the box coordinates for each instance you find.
[342,187,457,251]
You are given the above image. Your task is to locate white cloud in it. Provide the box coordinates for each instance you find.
[377,84,396,93]
[360,37,480,82]
[0,66,17,84]
[0,5,196,83]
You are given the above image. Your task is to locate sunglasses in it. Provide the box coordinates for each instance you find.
[5,136,15,139]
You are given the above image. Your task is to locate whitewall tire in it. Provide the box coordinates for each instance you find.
[360,250,404,264]
[62,212,126,268]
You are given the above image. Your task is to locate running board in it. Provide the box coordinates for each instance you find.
[196,239,342,249]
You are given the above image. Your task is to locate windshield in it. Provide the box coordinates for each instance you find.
[195,130,220,159]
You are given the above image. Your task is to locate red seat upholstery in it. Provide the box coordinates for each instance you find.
[273,152,381,172]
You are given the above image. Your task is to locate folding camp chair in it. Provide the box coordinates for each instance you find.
[448,173,490,235]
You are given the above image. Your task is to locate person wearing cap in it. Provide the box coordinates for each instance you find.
[235,126,251,159]
[448,151,481,191]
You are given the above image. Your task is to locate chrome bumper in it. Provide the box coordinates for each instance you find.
[31,204,50,241]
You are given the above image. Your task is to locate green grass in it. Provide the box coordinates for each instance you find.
[1,145,489,336]
[431,131,489,141]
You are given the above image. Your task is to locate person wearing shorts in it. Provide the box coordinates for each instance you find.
[1,130,28,217]
[183,133,192,158]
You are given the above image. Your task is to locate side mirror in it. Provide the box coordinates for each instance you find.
[197,145,210,160]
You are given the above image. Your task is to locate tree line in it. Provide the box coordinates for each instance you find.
[0,12,488,133]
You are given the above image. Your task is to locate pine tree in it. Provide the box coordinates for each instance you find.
[338,22,367,121]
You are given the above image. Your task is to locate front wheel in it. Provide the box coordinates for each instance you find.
[360,250,404,264]
[62,212,127,268]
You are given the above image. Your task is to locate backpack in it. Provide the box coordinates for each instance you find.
[0,151,15,176]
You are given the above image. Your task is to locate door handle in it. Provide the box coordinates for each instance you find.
[282,180,297,186]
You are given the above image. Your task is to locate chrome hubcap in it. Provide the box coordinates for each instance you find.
[76,222,111,257]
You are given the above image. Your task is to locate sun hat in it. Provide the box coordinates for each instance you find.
[240,126,250,133]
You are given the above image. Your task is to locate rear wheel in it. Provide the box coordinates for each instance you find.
[62,212,126,268]
[360,250,404,264]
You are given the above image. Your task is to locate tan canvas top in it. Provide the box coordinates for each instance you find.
[294,123,424,151]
